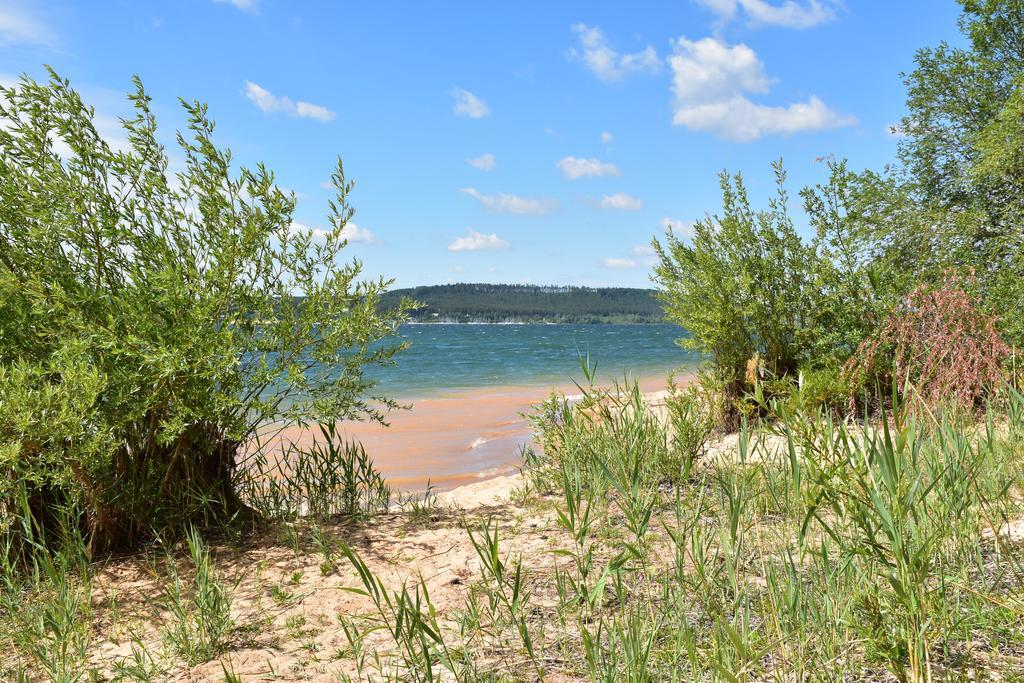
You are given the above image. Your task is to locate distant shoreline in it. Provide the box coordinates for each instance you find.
[402,320,668,325]
[379,283,665,324]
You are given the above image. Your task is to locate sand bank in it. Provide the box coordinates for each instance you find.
[263,375,679,493]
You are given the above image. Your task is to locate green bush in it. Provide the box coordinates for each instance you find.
[0,71,411,556]
[792,366,855,416]
[652,162,819,426]
[652,161,886,427]
[662,377,716,481]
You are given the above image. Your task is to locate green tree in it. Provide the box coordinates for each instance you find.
[897,0,1024,341]
[900,0,1024,221]
[652,162,819,419]
[0,70,411,554]
[654,1,1023,421]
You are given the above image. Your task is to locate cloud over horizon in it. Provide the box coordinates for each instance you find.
[603,257,638,268]
[460,188,557,215]
[448,229,510,252]
[668,36,855,141]
[243,81,335,121]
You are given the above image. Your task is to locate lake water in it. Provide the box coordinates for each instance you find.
[276,323,701,491]
[367,323,699,397]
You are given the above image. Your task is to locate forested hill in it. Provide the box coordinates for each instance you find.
[378,284,665,323]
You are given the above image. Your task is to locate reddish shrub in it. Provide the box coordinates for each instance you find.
[843,275,1009,411]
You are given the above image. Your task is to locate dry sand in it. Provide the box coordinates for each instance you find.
[76,385,682,681]
[85,455,547,681]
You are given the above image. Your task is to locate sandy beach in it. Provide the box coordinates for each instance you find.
[262,374,678,492]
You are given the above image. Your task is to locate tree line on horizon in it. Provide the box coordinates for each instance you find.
[377,283,665,324]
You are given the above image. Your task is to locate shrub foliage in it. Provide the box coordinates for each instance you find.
[655,3,1023,420]
[843,275,1009,410]
[652,163,819,419]
[0,71,410,554]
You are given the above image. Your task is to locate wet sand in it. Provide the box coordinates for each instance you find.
[265,374,678,493]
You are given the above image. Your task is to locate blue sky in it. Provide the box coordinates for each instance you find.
[1,0,965,288]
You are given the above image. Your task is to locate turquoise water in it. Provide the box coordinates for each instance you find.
[365,323,700,397]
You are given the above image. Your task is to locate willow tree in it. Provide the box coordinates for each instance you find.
[897,0,1024,343]
[0,70,411,554]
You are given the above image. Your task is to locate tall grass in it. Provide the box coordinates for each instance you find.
[0,491,95,681]
[338,378,1024,681]
[240,422,392,520]
[4,375,1023,680]
[160,526,235,666]
[2,416,399,677]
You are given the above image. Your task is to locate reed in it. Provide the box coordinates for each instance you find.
[240,422,392,520]
[335,379,1024,681]
[160,527,235,666]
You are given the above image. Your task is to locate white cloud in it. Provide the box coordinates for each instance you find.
[741,0,835,27]
[605,245,658,269]
[449,265,466,273]
[289,221,376,243]
[696,0,741,20]
[294,101,334,121]
[460,188,557,215]
[568,23,661,82]
[600,192,643,211]
[451,87,490,118]
[289,221,327,239]
[668,36,855,141]
[556,156,621,179]
[0,5,55,47]
[670,37,771,103]
[213,0,259,12]
[448,229,510,252]
[466,153,496,171]
[633,244,659,266]
[674,95,853,141]
[243,81,335,122]
[600,131,613,143]
[695,0,836,29]
[341,223,377,243]
[661,217,695,237]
